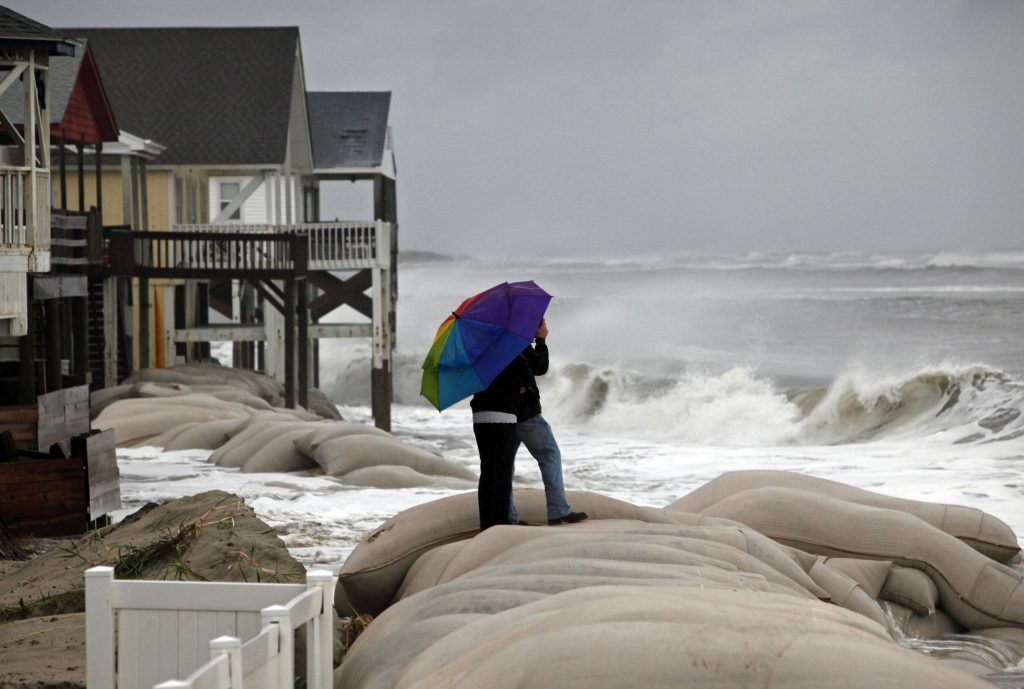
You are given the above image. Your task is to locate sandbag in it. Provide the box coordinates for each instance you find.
[339,465,477,489]
[339,491,825,617]
[240,428,320,473]
[824,557,893,599]
[160,417,250,451]
[293,422,391,458]
[207,414,311,466]
[339,584,991,689]
[671,469,1020,562]
[339,490,688,615]
[701,486,1024,629]
[312,434,475,481]
[93,400,246,446]
[880,565,939,616]
[807,557,888,628]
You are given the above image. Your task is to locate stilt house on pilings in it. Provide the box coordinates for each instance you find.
[0,7,119,538]
[66,27,398,429]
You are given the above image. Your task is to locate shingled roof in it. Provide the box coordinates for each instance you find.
[0,39,119,143]
[61,27,301,165]
[0,6,75,55]
[308,91,391,171]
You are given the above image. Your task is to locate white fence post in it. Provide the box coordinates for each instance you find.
[208,636,242,689]
[305,571,336,689]
[261,605,292,689]
[86,566,116,689]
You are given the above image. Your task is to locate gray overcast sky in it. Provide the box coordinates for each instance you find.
[16,0,1024,258]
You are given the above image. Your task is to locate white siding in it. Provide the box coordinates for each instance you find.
[208,176,269,225]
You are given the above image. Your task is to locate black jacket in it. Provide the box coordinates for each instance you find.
[471,339,548,420]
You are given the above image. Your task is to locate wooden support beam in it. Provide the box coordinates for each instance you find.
[77,140,85,212]
[138,277,149,371]
[95,142,103,225]
[307,270,372,320]
[19,283,36,403]
[72,296,88,386]
[251,279,283,314]
[103,277,117,387]
[294,233,309,409]
[58,136,67,211]
[45,300,61,392]
[298,281,308,409]
[284,278,295,408]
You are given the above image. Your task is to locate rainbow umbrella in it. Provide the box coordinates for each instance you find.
[421,281,552,410]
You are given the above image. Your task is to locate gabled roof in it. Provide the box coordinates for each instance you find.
[0,39,119,143]
[0,6,75,55]
[308,92,391,172]
[61,27,301,165]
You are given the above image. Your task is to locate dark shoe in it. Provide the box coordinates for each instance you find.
[548,511,588,526]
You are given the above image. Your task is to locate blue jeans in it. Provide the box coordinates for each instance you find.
[508,414,572,522]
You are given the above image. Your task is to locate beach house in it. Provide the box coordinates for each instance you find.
[63,27,398,427]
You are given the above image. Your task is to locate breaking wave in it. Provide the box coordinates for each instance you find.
[324,340,1024,448]
[538,361,1024,447]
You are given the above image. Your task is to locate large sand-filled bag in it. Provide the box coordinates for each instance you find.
[157,417,250,451]
[207,414,313,466]
[880,565,939,616]
[92,396,250,446]
[338,583,992,689]
[337,491,824,616]
[292,422,391,457]
[340,465,477,489]
[239,428,320,473]
[312,434,475,481]
[338,490,685,615]
[406,524,824,603]
[823,556,893,598]
[701,486,1024,629]
[671,469,1020,562]
[807,557,888,628]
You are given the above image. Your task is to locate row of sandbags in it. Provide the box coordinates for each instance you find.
[91,366,475,489]
[91,362,341,421]
[334,471,1024,687]
[337,519,1005,688]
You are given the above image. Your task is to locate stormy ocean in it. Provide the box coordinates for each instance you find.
[116,249,1024,674]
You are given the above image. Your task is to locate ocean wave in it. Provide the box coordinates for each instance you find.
[538,361,1024,447]
[322,340,1024,448]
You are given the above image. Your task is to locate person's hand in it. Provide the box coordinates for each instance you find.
[535,319,548,340]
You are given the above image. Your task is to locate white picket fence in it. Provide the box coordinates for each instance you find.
[84,567,336,689]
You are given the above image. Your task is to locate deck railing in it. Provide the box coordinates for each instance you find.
[173,221,387,270]
[0,166,50,253]
[84,566,336,689]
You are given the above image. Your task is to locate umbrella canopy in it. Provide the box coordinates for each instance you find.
[421,281,552,410]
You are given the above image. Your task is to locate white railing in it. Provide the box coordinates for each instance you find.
[0,167,50,251]
[84,567,336,689]
[173,221,389,270]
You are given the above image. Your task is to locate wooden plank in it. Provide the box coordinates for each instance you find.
[0,405,38,424]
[0,424,37,444]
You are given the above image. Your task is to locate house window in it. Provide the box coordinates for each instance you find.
[219,181,241,221]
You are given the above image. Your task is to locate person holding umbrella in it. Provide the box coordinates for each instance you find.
[420,281,585,530]
[507,319,588,526]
